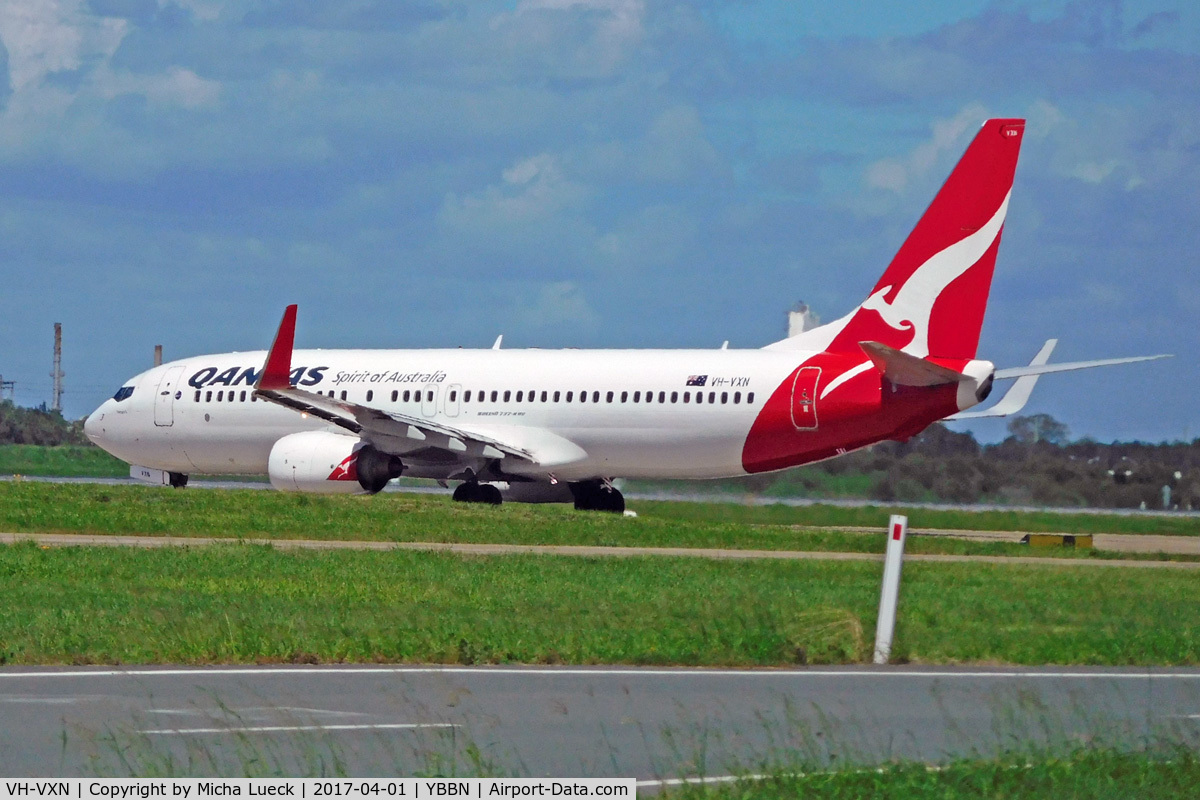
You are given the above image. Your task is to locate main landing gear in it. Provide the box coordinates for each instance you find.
[168,472,188,488]
[571,480,625,513]
[452,481,503,505]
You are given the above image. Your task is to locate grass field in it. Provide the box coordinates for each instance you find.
[2,539,1199,666]
[0,483,1196,570]
[0,445,128,477]
[671,749,1200,800]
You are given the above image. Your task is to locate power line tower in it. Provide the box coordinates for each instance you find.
[51,322,64,413]
[0,375,13,402]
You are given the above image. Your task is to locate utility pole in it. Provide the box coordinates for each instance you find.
[0,375,13,401]
[154,345,163,367]
[51,322,64,413]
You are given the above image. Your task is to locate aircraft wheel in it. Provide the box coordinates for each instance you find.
[572,482,624,513]
[601,488,625,514]
[478,483,503,505]
[168,472,189,489]
[452,482,478,503]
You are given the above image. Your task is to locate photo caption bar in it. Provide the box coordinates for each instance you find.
[0,781,636,800]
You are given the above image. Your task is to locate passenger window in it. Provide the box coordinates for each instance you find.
[734,391,741,404]
[391,390,398,402]
[683,392,690,403]
[491,390,498,402]
[426,391,433,402]
[340,390,348,401]
[240,391,247,402]
[217,391,224,401]
[366,390,374,402]
[515,391,523,402]
[633,391,640,402]
[402,390,410,402]
[593,391,600,403]
[646,391,653,403]
[670,391,678,403]
[529,391,536,403]
[696,392,703,404]
[606,391,613,403]
[748,392,755,403]
[205,391,212,402]
[504,390,512,402]
[658,391,665,403]
[540,391,548,402]
[621,391,628,403]
[566,391,573,402]
[721,392,728,404]
[194,390,201,402]
[553,391,560,402]
[465,391,472,402]
[580,391,587,403]
[449,390,456,402]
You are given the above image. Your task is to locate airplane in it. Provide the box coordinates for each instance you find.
[84,118,1169,512]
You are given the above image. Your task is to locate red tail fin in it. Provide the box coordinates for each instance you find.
[801,119,1025,360]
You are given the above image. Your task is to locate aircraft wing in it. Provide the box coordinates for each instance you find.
[252,305,544,466]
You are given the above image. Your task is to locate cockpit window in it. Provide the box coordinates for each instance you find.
[112,386,135,402]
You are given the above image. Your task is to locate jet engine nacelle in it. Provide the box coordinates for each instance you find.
[267,430,403,494]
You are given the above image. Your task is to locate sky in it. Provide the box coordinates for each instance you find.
[0,0,1196,443]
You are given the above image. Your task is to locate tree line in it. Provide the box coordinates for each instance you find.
[0,401,89,446]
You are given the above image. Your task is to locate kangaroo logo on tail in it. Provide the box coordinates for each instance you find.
[858,191,1011,358]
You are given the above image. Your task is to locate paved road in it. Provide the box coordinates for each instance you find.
[4,531,1199,569]
[2,665,1199,779]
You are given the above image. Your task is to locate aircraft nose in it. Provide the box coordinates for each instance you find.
[83,407,105,444]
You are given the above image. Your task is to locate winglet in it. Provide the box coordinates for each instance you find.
[257,304,298,390]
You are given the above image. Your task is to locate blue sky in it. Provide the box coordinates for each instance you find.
[0,0,1196,443]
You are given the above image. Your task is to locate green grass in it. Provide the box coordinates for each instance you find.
[0,484,1196,566]
[1,541,1198,666]
[0,444,128,477]
[672,749,1200,800]
[633,497,1200,536]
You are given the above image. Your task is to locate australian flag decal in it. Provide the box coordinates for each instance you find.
[686,375,708,386]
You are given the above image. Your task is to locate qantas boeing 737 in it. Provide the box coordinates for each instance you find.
[84,119,1168,511]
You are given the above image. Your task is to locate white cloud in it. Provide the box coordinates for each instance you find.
[98,65,221,109]
[864,102,988,194]
[0,0,126,91]
[510,280,601,331]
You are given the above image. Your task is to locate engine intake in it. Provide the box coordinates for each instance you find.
[268,431,404,494]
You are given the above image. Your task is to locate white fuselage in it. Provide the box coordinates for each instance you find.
[86,347,810,481]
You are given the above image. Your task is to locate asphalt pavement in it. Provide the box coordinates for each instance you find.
[2,665,1199,779]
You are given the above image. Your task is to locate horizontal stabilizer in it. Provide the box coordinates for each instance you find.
[948,339,1055,420]
[859,341,969,387]
[995,353,1171,379]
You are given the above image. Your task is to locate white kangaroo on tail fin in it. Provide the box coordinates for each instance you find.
[859,191,1011,358]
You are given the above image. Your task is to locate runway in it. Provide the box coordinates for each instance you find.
[2,665,1198,779]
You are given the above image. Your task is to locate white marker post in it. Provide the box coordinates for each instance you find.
[873,514,909,665]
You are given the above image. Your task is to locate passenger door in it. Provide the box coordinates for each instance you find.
[153,366,187,427]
